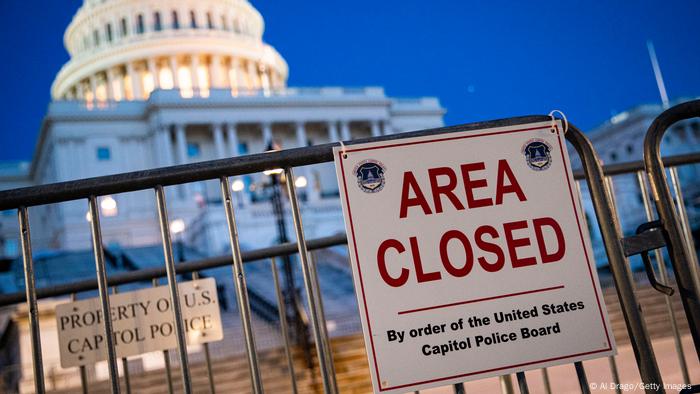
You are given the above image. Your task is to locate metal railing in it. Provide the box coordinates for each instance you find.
[0,110,698,394]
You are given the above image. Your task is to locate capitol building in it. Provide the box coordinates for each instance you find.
[0,0,445,256]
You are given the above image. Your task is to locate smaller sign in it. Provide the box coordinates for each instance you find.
[56,278,223,368]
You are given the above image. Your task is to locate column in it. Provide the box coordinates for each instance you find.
[159,125,174,166]
[260,65,271,96]
[89,75,97,100]
[295,122,319,202]
[382,120,392,135]
[127,62,142,100]
[247,60,258,92]
[191,55,200,92]
[327,121,339,141]
[295,122,307,148]
[147,58,160,89]
[225,123,249,206]
[76,83,84,100]
[117,68,126,100]
[340,120,351,141]
[210,54,222,88]
[226,123,239,156]
[169,56,179,89]
[175,124,188,164]
[212,123,226,158]
[105,69,115,100]
[371,120,381,137]
[262,122,273,146]
[175,123,189,198]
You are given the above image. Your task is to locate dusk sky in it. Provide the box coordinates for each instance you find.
[1,0,699,161]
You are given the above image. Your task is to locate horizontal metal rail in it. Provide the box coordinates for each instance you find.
[572,151,700,179]
[0,137,697,212]
[0,233,347,307]
[0,116,549,210]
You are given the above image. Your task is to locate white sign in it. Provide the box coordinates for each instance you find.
[56,278,223,368]
[334,121,615,393]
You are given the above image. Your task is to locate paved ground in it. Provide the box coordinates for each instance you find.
[423,334,699,393]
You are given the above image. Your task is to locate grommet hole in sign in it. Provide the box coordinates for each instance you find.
[549,110,569,134]
[339,141,348,159]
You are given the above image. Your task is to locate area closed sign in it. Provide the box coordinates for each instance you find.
[334,121,615,393]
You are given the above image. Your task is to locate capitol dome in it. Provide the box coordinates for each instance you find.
[52,0,288,102]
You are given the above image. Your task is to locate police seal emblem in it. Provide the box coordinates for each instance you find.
[354,159,386,193]
[522,139,552,171]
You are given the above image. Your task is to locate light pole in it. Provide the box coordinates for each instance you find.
[262,142,309,352]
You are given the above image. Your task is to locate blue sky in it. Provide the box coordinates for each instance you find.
[1,0,699,161]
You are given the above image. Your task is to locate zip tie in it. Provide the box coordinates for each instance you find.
[339,140,348,159]
[548,109,569,134]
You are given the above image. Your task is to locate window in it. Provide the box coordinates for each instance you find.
[4,239,18,257]
[172,10,179,29]
[187,142,201,157]
[120,18,128,36]
[190,11,197,28]
[93,29,100,46]
[238,142,248,154]
[626,144,633,155]
[154,12,162,31]
[610,151,618,162]
[136,14,145,34]
[106,23,113,42]
[207,12,214,29]
[97,146,111,161]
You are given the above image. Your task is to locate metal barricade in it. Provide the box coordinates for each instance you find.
[0,113,696,393]
[643,99,700,361]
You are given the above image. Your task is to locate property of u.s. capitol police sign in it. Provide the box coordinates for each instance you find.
[334,121,615,393]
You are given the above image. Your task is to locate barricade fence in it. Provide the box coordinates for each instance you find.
[0,107,697,394]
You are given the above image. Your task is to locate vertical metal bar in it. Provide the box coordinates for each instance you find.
[540,368,551,394]
[18,207,45,394]
[271,257,299,394]
[284,167,338,394]
[453,382,466,394]
[121,359,131,394]
[220,176,263,393]
[574,181,624,392]
[192,271,216,394]
[604,177,619,214]
[637,171,690,384]
[574,362,590,394]
[69,293,89,394]
[516,372,529,394]
[87,197,121,394]
[669,166,700,282]
[499,375,515,394]
[567,127,664,393]
[154,186,192,394]
[79,364,88,394]
[153,278,175,394]
[112,287,131,394]
[307,250,335,377]
[607,357,622,394]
